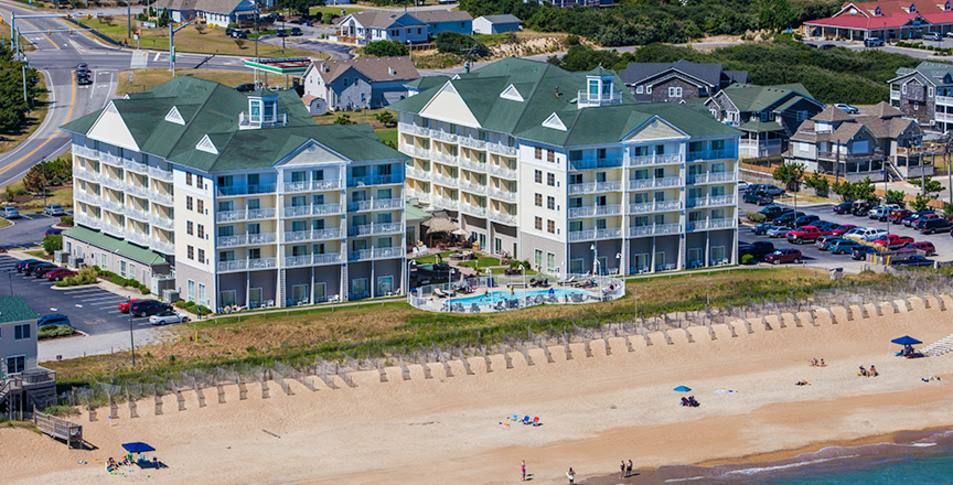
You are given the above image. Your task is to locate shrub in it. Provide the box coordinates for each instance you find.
[747,213,767,223]
[42,234,62,255]
[38,324,75,339]
[363,40,408,57]
[435,32,489,57]
[59,215,74,226]
[741,254,755,265]
[57,266,99,287]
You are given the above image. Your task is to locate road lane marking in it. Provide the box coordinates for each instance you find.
[153,51,161,61]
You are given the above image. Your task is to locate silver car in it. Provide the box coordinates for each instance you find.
[148,310,189,326]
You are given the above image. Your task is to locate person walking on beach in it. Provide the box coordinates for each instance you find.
[521,460,527,481]
[627,459,633,477]
[620,460,626,479]
[567,466,576,484]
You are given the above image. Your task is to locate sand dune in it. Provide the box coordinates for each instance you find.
[4,296,953,484]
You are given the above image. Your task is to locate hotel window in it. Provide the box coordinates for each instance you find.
[546,252,556,273]
[546,219,555,233]
[534,193,543,207]
[198,283,206,304]
[712,139,725,151]
[547,150,555,163]
[14,324,30,340]
[534,147,542,159]
[547,196,555,210]
[534,170,542,183]
[186,172,192,185]
[929,87,935,97]
[6,356,25,375]
[547,173,555,186]
[198,249,205,264]
[597,148,606,160]
[198,224,205,239]
[197,199,205,214]
[187,245,194,260]
[186,196,193,211]
[535,216,543,230]
[534,249,543,269]
[187,221,194,235]
[187,280,196,301]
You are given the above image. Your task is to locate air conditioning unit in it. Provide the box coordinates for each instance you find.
[162,289,180,303]
[68,256,84,268]
[54,250,69,264]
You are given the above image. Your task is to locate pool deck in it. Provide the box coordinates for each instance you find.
[409,278,626,313]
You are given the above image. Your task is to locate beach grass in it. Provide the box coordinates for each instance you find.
[47,267,894,388]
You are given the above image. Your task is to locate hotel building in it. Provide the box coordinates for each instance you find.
[392,58,741,277]
[61,77,406,312]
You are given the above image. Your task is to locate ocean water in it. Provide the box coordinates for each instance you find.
[766,453,953,484]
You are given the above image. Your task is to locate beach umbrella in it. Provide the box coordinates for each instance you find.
[673,385,692,393]
[121,442,156,454]
[890,336,922,346]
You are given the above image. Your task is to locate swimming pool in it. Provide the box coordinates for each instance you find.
[449,287,593,306]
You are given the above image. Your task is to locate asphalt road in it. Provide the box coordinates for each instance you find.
[0,212,58,249]
[0,255,154,335]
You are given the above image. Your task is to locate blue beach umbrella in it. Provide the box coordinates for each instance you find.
[673,385,692,393]
[891,336,922,346]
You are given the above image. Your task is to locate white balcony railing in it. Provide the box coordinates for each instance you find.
[432,173,459,188]
[103,222,125,238]
[101,199,125,214]
[126,183,151,199]
[486,142,517,156]
[627,200,682,214]
[458,136,486,150]
[74,191,101,206]
[488,164,518,179]
[432,195,458,209]
[74,166,102,183]
[459,202,486,217]
[123,159,148,174]
[625,152,682,167]
[217,258,278,273]
[432,150,458,166]
[152,191,174,206]
[629,223,681,238]
[459,180,486,194]
[125,230,152,246]
[568,229,594,242]
[148,165,173,182]
[100,175,125,191]
[74,213,102,229]
[937,95,953,106]
[73,145,99,160]
[397,122,429,137]
[628,176,682,190]
[489,210,517,225]
[459,158,486,172]
[126,205,151,222]
[488,187,517,202]
[430,129,458,143]
[373,247,402,259]
[150,214,174,230]
[350,222,402,237]
[152,239,175,255]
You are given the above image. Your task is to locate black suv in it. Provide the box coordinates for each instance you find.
[130,300,171,318]
[919,218,953,234]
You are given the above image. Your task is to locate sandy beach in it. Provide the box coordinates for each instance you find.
[4,297,953,484]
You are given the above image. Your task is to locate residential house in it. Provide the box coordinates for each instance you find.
[412,10,473,36]
[406,75,450,97]
[619,60,748,103]
[705,83,824,159]
[804,0,953,42]
[888,61,953,132]
[336,11,428,45]
[392,58,741,277]
[154,0,258,28]
[473,14,522,34]
[0,296,56,416]
[302,56,420,114]
[859,101,929,178]
[62,77,407,312]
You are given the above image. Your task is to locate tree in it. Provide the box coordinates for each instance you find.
[22,164,49,195]
[804,172,829,197]
[772,161,805,192]
[363,40,408,57]
[374,111,396,128]
[915,178,943,198]
[884,189,906,207]
[912,193,932,212]
[435,32,490,58]
[852,177,877,202]
[42,234,62,255]
[756,0,798,31]
[944,202,953,219]
[277,0,322,18]
[194,23,207,35]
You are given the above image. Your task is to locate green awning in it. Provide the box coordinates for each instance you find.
[405,204,431,223]
[63,226,168,267]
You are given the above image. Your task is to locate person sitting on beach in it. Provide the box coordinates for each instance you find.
[859,366,868,377]
[681,397,690,407]
[810,358,818,367]
[796,379,810,386]
[869,365,878,377]
[819,358,826,367]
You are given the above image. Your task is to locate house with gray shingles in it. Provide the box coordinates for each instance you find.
[62,77,407,312]
[785,102,928,181]
[153,0,258,28]
[302,56,420,114]
[705,83,824,159]
[392,58,741,276]
[412,10,473,36]
[887,61,953,133]
[619,60,747,103]
[473,14,522,34]
[0,296,56,416]
[336,11,428,45]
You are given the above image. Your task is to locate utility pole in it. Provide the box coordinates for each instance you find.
[128,298,136,367]
[127,0,132,43]
[169,21,193,77]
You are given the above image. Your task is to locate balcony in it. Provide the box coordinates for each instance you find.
[152,191,174,206]
[628,176,682,190]
[709,218,737,230]
[74,166,102,183]
[687,149,734,162]
[99,152,125,167]
[348,174,402,187]
[629,223,681,238]
[488,164,518,179]
[459,180,486,194]
[625,152,682,167]
[406,165,429,179]
[348,198,403,212]
[459,202,486,217]
[432,173,459,188]
[688,194,736,208]
[937,95,953,106]
[103,222,125,238]
[217,233,277,248]
[152,239,175,255]
[406,188,431,203]
[432,195,458,209]
[349,247,403,261]
[397,122,430,137]
[74,213,102,229]
[459,158,487,172]
[350,222,402,237]
[568,227,622,241]
[217,207,277,222]
[401,144,431,159]
[489,210,517,225]
[101,198,125,214]
[568,180,622,195]
[432,151,458,166]
[285,252,344,268]
[430,129,458,143]
[150,214,174,230]
[285,227,343,243]
[217,257,278,273]
[148,165,174,182]
[74,191,101,206]
[458,136,486,150]
[576,89,625,106]
[283,204,342,218]
[488,187,517,202]
[126,205,151,222]
[486,142,517,157]
[126,182,152,199]
[569,157,624,170]
[73,145,99,160]
[283,179,343,193]
[569,204,622,218]
[125,230,152,247]
[123,159,149,174]
[217,184,277,197]
[100,175,125,191]
[688,172,737,184]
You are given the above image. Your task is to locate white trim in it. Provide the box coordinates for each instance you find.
[541,112,567,131]
[499,84,524,102]
[196,134,219,155]
[165,106,185,125]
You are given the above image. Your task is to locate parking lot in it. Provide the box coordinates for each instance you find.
[0,255,155,336]
[740,200,953,270]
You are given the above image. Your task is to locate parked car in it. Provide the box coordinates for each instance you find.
[76,68,92,86]
[766,225,792,238]
[45,227,63,236]
[235,83,256,92]
[773,211,806,227]
[129,300,171,318]
[829,239,862,255]
[15,258,41,272]
[851,200,871,216]
[118,298,143,314]
[924,32,943,41]
[833,201,853,215]
[275,28,288,37]
[758,204,788,220]
[45,268,76,281]
[902,211,937,227]
[787,225,825,244]
[834,103,860,114]
[851,245,878,260]
[914,214,943,230]
[37,313,71,328]
[863,228,889,241]
[738,241,775,261]
[816,235,843,250]
[920,218,953,234]
[24,261,55,276]
[1,205,21,219]
[764,248,803,264]
[844,227,887,241]
[738,180,749,192]
[753,221,774,235]
[793,214,821,227]
[888,208,912,224]
[32,264,61,278]
[864,37,885,47]
[830,224,856,236]
[743,190,774,205]
[892,255,935,267]
[43,204,66,216]
[869,204,900,220]
[290,27,303,36]
[905,241,936,256]
[149,309,190,326]
[870,234,915,249]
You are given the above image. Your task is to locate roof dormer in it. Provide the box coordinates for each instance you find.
[946,0,952,11]
[239,93,287,130]
[500,84,524,102]
[907,3,916,13]
[165,106,185,125]
[874,5,882,15]
[196,134,219,155]
[578,67,622,108]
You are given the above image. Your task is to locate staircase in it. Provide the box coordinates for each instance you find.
[0,377,20,403]
[884,160,904,182]
[922,334,953,357]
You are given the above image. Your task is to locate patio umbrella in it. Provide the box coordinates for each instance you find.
[673,385,692,393]
[890,336,922,346]
[122,442,156,454]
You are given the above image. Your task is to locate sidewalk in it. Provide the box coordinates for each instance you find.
[38,326,166,362]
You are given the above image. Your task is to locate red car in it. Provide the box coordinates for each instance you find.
[786,225,827,244]
[871,234,915,249]
[888,209,912,224]
[118,298,142,313]
[830,224,856,236]
[764,248,803,264]
[44,268,76,281]
[906,241,937,256]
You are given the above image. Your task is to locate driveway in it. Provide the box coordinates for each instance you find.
[0,213,58,249]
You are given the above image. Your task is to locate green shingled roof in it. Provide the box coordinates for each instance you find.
[718,83,816,113]
[0,296,37,325]
[63,77,403,173]
[64,226,168,266]
[391,58,738,147]
[739,120,785,133]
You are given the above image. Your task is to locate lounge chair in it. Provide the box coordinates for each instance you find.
[433,288,447,298]
[470,303,480,313]
[532,416,542,427]
[521,415,532,425]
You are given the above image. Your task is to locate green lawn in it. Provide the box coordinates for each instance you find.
[457,256,502,269]
[375,128,397,146]
[116,69,256,96]
[413,251,452,265]
[309,5,361,22]
[2,180,72,213]
[313,108,394,128]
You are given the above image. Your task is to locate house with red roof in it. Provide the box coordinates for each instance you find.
[804,1,953,41]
